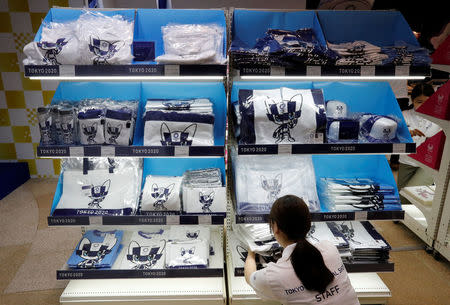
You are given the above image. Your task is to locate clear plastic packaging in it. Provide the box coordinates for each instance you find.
[155,23,226,64]
[37,107,53,145]
[358,114,403,143]
[140,175,183,213]
[23,10,134,66]
[237,87,326,144]
[165,239,209,268]
[232,149,320,214]
[54,158,142,216]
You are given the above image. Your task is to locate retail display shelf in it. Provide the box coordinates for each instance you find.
[233,262,394,276]
[399,190,432,222]
[25,64,227,79]
[233,65,430,79]
[235,210,405,224]
[401,204,431,246]
[48,214,226,226]
[416,112,450,131]
[431,64,450,74]
[236,143,416,155]
[402,156,440,179]
[37,145,225,157]
[60,277,226,305]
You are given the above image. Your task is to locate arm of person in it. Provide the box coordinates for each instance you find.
[244,250,277,300]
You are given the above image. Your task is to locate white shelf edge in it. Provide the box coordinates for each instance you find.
[399,190,433,222]
[402,155,439,179]
[401,204,433,247]
[431,64,450,73]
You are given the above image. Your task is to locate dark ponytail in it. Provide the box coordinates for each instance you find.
[269,195,334,293]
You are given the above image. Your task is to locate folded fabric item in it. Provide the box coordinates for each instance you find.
[233,223,282,256]
[328,40,388,65]
[234,153,320,214]
[78,109,106,145]
[319,178,400,211]
[59,107,78,144]
[120,230,167,270]
[169,225,211,241]
[327,118,360,143]
[143,112,214,146]
[38,103,79,145]
[105,108,134,145]
[182,168,223,188]
[359,114,399,143]
[141,175,183,213]
[145,99,213,114]
[331,221,391,252]
[155,23,225,64]
[382,41,431,66]
[23,11,134,65]
[307,222,348,248]
[37,107,54,145]
[237,87,326,144]
[54,158,141,216]
[165,239,209,268]
[182,186,227,214]
[68,230,123,269]
[401,185,434,206]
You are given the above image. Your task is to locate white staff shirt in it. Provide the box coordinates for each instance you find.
[249,241,359,305]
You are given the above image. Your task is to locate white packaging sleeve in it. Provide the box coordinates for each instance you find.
[78,117,105,145]
[55,168,140,216]
[165,239,209,268]
[141,175,183,212]
[120,231,167,270]
[182,186,227,214]
[169,225,211,241]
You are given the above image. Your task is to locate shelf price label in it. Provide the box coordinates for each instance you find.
[25,65,59,76]
[236,215,267,223]
[38,146,69,156]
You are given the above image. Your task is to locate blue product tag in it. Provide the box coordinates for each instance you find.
[133,41,155,61]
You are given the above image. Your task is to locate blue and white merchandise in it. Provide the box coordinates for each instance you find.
[120,230,167,270]
[143,99,215,146]
[169,225,211,241]
[23,11,133,65]
[327,119,360,143]
[165,239,209,268]
[359,114,398,143]
[233,153,320,214]
[233,223,281,256]
[326,100,348,118]
[78,109,105,145]
[140,175,183,213]
[67,230,123,269]
[104,108,134,145]
[54,158,141,216]
[182,186,226,214]
[37,107,54,145]
[237,87,326,144]
[155,24,225,64]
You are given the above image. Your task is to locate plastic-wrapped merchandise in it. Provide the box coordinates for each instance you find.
[233,223,282,257]
[67,230,123,269]
[155,23,225,64]
[307,223,351,257]
[169,225,211,241]
[140,175,183,213]
[37,107,54,145]
[120,229,167,270]
[58,106,78,145]
[233,152,320,214]
[181,168,226,214]
[328,40,389,65]
[78,99,138,145]
[165,239,209,268]
[23,11,134,65]
[38,103,79,145]
[237,87,326,144]
[53,158,142,216]
[318,178,400,211]
[143,99,215,146]
[359,114,400,143]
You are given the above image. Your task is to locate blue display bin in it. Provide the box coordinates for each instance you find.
[231,9,327,50]
[134,9,227,64]
[316,10,419,47]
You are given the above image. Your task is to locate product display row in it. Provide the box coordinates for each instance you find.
[58,225,224,279]
[232,154,401,217]
[230,221,393,276]
[231,10,430,77]
[37,81,417,157]
[51,158,226,218]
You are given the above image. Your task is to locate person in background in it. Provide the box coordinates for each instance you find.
[245,195,360,305]
[398,82,440,203]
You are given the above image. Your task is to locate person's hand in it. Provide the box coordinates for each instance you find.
[410,129,425,137]
[247,250,255,259]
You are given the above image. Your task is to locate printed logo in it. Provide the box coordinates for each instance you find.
[150,183,174,211]
[106,122,123,144]
[186,230,199,239]
[39,116,52,144]
[382,127,392,140]
[76,236,117,268]
[265,94,303,143]
[82,180,111,209]
[162,100,194,110]
[37,38,68,65]
[437,94,444,105]
[199,191,215,213]
[160,123,197,146]
[427,143,434,153]
[89,36,124,65]
[61,122,73,144]
[180,247,195,264]
[127,240,165,270]
[81,122,98,144]
[338,223,361,245]
[261,173,282,203]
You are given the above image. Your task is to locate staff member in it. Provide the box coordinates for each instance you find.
[245,195,359,304]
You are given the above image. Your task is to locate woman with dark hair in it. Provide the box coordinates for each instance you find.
[244,195,359,304]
